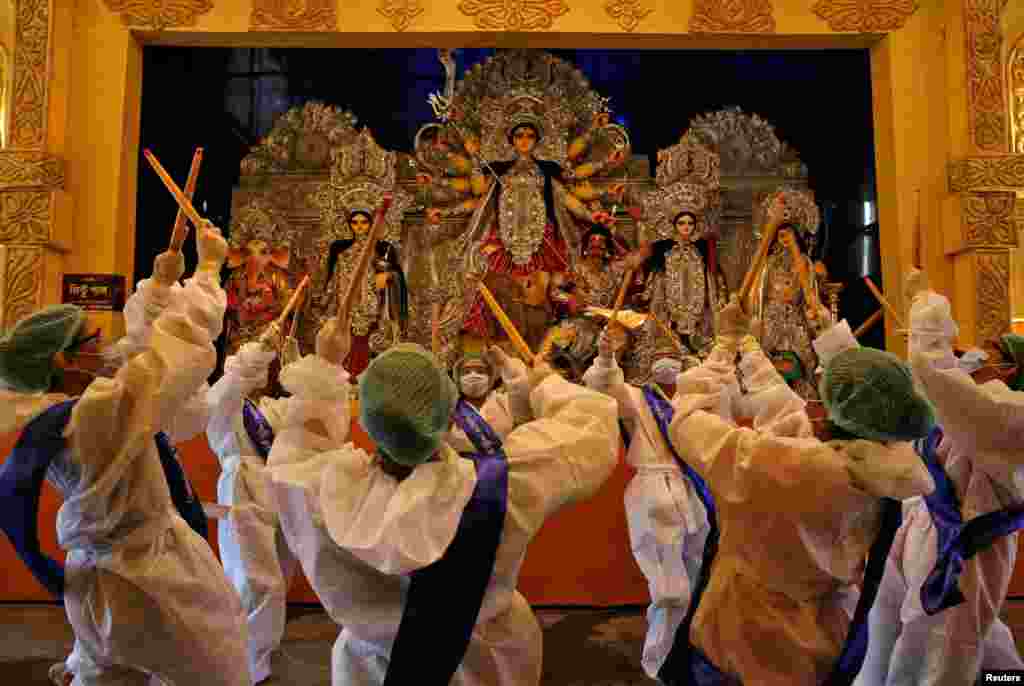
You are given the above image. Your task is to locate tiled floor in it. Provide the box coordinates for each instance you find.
[4,601,1024,685]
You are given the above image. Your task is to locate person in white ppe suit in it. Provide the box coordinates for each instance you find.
[659,297,937,686]
[0,221,250,686]
[581,338,710,680]
[446,349,531,454]
[47,249,224,686]
[271,338,619,686]
[205,319,299,685]
[853,279,1024,686]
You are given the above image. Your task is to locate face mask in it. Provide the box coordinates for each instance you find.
[460,372,491,398]
[651,359,683,385]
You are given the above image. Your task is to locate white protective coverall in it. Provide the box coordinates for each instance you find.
[445,357,530,454]
[57,274,217,685]
[7,265,249,686]
[580,354,715,679]
[853,349,1024,686]
[206,341,298,684]
[667,341,935,686]
[270,371,619,686]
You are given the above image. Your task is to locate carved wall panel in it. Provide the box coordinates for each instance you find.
[962,191,1018,246]
[810,0,918,32]
[2,244,41,327]
[0,189,49,242]
[977,250,1012,343]
[0,151,63,189]
[457,0,570,30]
[101,0,214,29]
[378,0,423,30]
[10,0,50,149]
[949,155,1024,191]
[250,0,337,31]
[689,0,775,33]
[964,0,1011,152]
[604,0,651,31]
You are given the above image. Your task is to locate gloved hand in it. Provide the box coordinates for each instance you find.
[484,344,512,376]
[904,268,929,311]
[196,220,229,273]
[597,326,615,362]
[153,250,185,287]
[316,317,351,366]
[528,357,557,390]
[832,439,936,500]
[716,296,750,338]
[714,296,750,353]
[258,321,283,353]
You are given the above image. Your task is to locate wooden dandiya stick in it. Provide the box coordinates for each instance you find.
[863,276,906,329]
[144,149,206,229]
[477,281,534,363]
[276,274,310,329]
[737,217,783,310]
[287,285,307,340]
[853,308,884,339]
[647,312,686,355]
[169,148,203,253]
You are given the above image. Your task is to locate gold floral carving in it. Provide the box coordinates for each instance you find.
[962,191,1017,246]
[1011,37,1023,154]
[689,0,776,33]
[377,0,423,30]
[102,0,214,29]
[604,0,651,31]
[3,246,42,327]
[948,156,1024,191]
[457,0,570,30]
[976,251,1011,343]
[964,0,1010,152]
[250,0,337,30]
[810,0,918,32]
[0,153,64,190]
[0,191,50,243]
[10,0,51,149]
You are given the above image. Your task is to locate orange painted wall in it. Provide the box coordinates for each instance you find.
[0,421,649,605]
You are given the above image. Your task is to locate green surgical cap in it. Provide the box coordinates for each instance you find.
[820,346,935,443]
[359,343,458,467]
[1000,334,1024,391]
[0,305,86,393]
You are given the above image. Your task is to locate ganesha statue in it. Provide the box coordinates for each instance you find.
[224,200,296,356]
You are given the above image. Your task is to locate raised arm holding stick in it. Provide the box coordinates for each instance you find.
[316,194,394,366]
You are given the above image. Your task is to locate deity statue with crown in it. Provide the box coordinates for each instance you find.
[305,127,414,374]
[629,134,727,364]
[414,50,630,355]
[747,186,825,400]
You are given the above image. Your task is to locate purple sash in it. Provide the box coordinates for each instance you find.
[644,386,901,686]
[154,432,208,541]
[0,400,212,601]
[242,398,275,460]
[0,399,75,599]
[383,398,509,685]
[916,426,1024,615]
